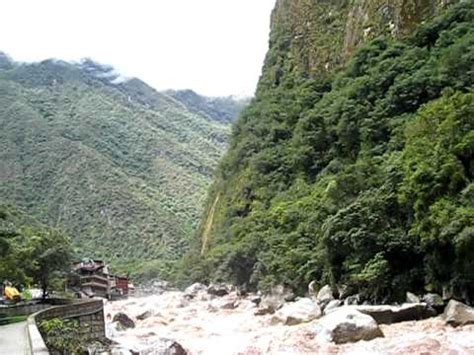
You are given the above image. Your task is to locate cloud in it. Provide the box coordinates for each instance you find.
[0,0,276,96]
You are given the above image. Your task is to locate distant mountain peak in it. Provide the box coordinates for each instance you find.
[77,58,129,84]
[0,52,13,70]
[166,89,249,123]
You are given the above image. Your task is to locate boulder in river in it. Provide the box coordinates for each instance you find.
[142,338,188,355]
[315,308,384,344]
[207,283,232,297]
[344,294,360,306]
[324,300,343,315]
[167,340,188,355]
[210,295,239,310]
[308,281,318,298]
[113,312,135,330]
[351,303,436,324]
[406,292,420,304]
[442,286,453,301]
[271,284,295,302]
[255,285,294,315]
[443,299,474,327]
[271,297,321,325]
[136,310,152,321]
[316,285,335,310]
[254,304,276,316]
[254,296,283,315]
[250,295,262,306]
[422,293,444,312]
[185,283,207,297]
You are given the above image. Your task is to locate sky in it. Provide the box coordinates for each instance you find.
[0,0,276,97]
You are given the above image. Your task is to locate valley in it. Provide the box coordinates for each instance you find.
[0,0,473,353]
[0,57,245,279]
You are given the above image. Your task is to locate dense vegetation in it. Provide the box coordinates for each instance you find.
[0,205,72,297]
[0,57,241,278]
[39,318,92,354]
[186,2,473,303]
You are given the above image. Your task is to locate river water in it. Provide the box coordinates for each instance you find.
[104,290,474,354]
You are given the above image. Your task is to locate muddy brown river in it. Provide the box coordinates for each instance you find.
[105,290,474,354]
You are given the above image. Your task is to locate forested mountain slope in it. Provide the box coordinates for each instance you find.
[0,56,237,278]
[189,1,473,302]
[166,89,249,124]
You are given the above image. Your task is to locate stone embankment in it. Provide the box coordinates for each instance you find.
[27,299,107,354]
[0,298,75,318]
[105,282,474,354]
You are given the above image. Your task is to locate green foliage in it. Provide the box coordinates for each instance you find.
[400,92,474,295]
[193,2,474,302]
[0,315,28,326]
[0,205,21,257]
[39,318,88,354]
[0,204,73,295]
[24,228,72,298]
[21,289,32,301]
[0,58,235,279]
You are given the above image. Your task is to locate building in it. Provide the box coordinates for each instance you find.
[68,258,129,299]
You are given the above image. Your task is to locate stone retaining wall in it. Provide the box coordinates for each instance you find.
[0,299,73,317]
[27,299,107,354]
[0,303,50,317]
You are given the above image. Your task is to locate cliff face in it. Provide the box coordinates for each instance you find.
[263,0,456,80]
[200,0,461,256]
[189,0,473,301]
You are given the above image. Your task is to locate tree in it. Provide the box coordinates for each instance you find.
[24,228,72,299]
[0,208,17,257]
[0,206,29,286]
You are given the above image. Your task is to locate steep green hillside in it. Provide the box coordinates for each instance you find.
[189,1,473,302]
[0,57,233,278]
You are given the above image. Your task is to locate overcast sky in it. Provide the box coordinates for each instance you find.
[0,0,276,97]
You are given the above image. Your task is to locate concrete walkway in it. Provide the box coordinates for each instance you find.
[0,321,29,355]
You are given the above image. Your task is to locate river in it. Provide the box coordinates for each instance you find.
[104,289,474,354]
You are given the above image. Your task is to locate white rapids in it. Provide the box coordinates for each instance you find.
[105,290,474,354]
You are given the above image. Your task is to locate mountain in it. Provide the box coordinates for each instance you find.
[186,1,473,302]
[0,56,242,278]
[0,52,13,70]
[166,89,249,124]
